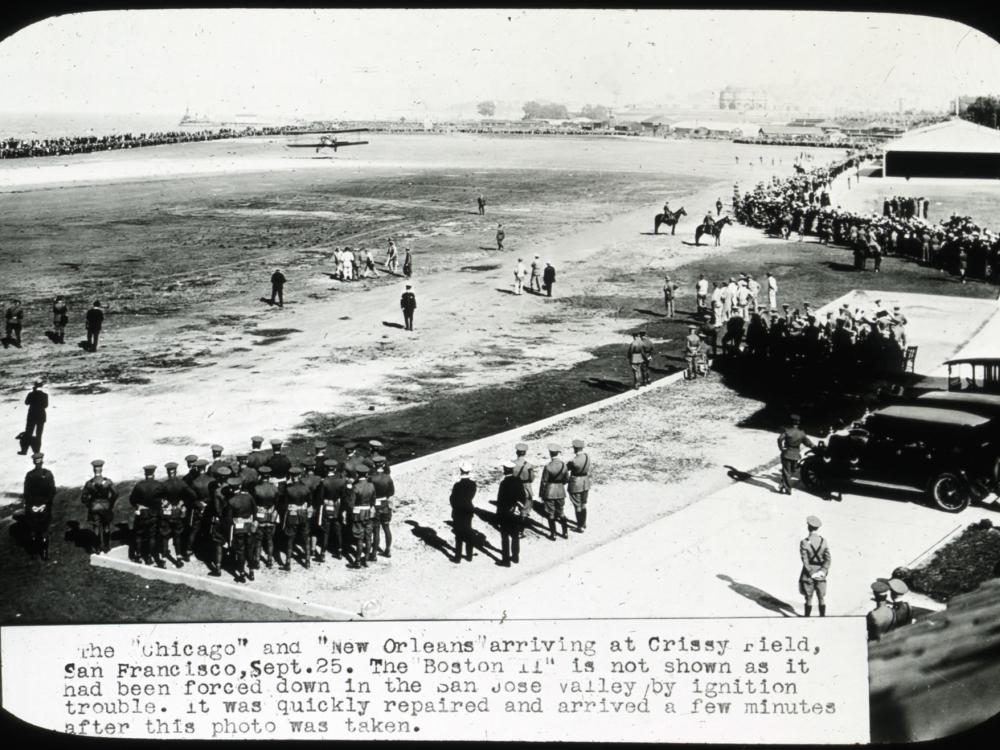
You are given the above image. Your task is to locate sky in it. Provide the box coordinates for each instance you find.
[0,9,999,119]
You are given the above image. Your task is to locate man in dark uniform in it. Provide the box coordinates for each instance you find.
[5,298,24,346]
[281,466,313,570]
[639,331,654,386]
[495,461,524,566]
[23,453,56,559]
[182,454,199,484]
[160,461,195,566]
[350,465,377,568]
[627,333,644,390]
[235,453,259,490]
[52,295,68,344]
[477,194,486,215]
[368,440,389,471]
[129,464,165,567]
[85,300,104,351]
[799,515,831,617]
[270,269,287,308]
[185,458,217,563]
[207,469,235,576]
[449,463,477,563]
[684,325,703,380]
[250,465,280,568]
[715,197,723,216]
[566,439,592,532]
[867,580,894,641]
[80,459,118,555]
[313,442,329,477]
[540,444,570,540]
[513,443,535,537]
[300,459,323,508]
[246,436,268,470]
[316,459,346,562]
[496,224,505,251]
[208,444,237,479]
[267,439,292,482]
[400,284,417,331]
[888,578,913,631]
[777,413,814,494]
[542,262,556,297]
[224,476,258,583]
[19,379,48,455]
[370,455,395,558]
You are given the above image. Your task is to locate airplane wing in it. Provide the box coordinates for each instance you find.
[289,128,371,135]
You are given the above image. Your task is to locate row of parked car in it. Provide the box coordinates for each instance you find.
[800,358,1000,513]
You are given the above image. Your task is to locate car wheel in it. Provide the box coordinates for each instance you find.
[800,457,825,492]
[929,472,970,513]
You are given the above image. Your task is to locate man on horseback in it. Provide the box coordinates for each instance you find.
[702,210,716,235]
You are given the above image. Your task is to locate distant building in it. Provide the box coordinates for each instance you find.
[719,86,771,111]
[883,118,1000,178]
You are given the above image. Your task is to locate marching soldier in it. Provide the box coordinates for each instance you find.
[281,466,313,570]
[539,444,570,540]
[867,580,895,641]
[777,414,815,495]
[495,461,524,566]
[370,455,395,558]
[160,461,195,567]
[566,439,592,532]
[267,438,292,482]
[349,465,377,568]
[235,453,259,490]
[129,465,165,567]
[316,459,346,562]
[81,459,118,555]
[184,458,216,562]
[888,578,913,630]
[246,436,268,470]
[224,476,258,583]
[250,465,280,568]
[450,463,477,563]
[513,443,535,537]
[799,515,831,617]
[23,453,56,560]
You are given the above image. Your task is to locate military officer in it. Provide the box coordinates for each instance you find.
[449,463,477,563]
[539,444,570,540]
[281,466,313,570]
[316,459,346,562]
[235,453,259,490]
[224,476,258,583]
[80,459,118,554]
[300,459,323,507]
[684,325,703,380]
[867,580,895,641]
[267,439,292,482]
[160,461,195,566]
[639,331,654,386]
[513,443,535,537]
[799,515,831,617]
[495,461,524,566]
[566,439,592,532]
[208,445,234,479]
[246,436,268,470]
[182,454,199,484]
[627,333,644,390]
[370,455,395,558]
[250,465,280,568]
[313,442,329,477]
[184,458,216,562]
[350,465,377,568]
[777,414,815,494]
[207,469,235,576]
[23,453,56,560]
[129,465,165,567]
[368,440,390,473]
[888,578,913,630]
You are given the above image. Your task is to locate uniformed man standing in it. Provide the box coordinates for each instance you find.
[888,578,913,631]
[313,442,329,477]
[566,439,592,532]
[160,461,196,566]
[281,466,313,570]
[23,453,56,560]
[316,459,346,562]
[542,262,556,297]
[129,465,165,567]
[450,463,477,563]
[250,465,280,568]
[639,331,654,386]
[300,459,323,509]
[627,333,644,390]
[5,299,24,346]
[270,269,287,308]
[52,295,68,344]
[539,444,570,540]
[19,379,48,455]
[224,477,258,583]
[777,414,815,495]
[208,444,233,479]
[370,455,396,558]
[513,443,535,537]
[530,255,542,293]
[246,436,268,470]
[182,454,200,484]
[495,461,524,566]
[235,453,259,490]
[350,465,377,568]
[207,469,235,576]
[400,284,417,331]
[684,325,703,380]
[84,300,104,351]
[80,459,118,555]
[185,458,217,563]
[496,224,505,251]
[267,439,292,482]
[799,515,831,617]
[867,580,895,641]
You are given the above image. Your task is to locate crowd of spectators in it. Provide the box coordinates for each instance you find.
[0,126,306,159]
[734,152,1000,284]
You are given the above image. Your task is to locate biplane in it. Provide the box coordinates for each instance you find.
[285,128,370,153]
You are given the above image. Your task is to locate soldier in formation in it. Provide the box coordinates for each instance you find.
[129,464,165,567]
[80,459,118,555]
[540,444,570,540]
[23,453,55,560]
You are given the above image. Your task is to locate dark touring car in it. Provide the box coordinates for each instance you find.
[800,404,999,513]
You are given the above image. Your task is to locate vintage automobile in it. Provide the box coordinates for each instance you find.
[799,404,998,513]
[945,357,1000,394]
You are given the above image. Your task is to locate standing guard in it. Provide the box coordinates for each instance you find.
[316,459,346,562]
[370,455,396,558]
[539,444,570,540]
[224,477,258,583]
[23,453,56,560]
[495,461,524,566]
[799,515,831,617]
[513,443,535,537]
[246,436,268,470]
[350,465,377,567]
[129,465,165,567]
[281,466,313,570]
[250,465,280,568]
[566,439,592,532]
[160,461,195,567]
[81,459,118,554]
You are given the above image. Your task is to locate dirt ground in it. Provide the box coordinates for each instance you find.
[4,134,993,624]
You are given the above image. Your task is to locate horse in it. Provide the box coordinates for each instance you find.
[654,207,687,235]
[695,215,732,247]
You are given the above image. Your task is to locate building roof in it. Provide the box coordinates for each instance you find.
[759,125,825,137]
[885,118,1000,154]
